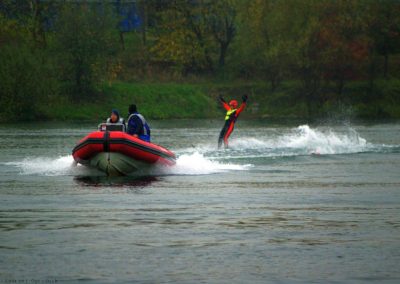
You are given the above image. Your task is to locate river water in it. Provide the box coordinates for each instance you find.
[0,120,399,283]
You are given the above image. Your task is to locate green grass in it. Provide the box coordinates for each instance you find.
[39,79,400,121]
[103,82,218,119]
[42,82,219,121]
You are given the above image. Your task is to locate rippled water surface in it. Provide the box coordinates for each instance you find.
[0,120,400,283]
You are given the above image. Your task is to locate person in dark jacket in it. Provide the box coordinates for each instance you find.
[126,104,151,142]
[218,94,248,149]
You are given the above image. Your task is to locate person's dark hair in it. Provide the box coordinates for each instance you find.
[129,104,137,114]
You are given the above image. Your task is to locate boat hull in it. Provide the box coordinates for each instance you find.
[89,152,152,176]
[72,131,176,176]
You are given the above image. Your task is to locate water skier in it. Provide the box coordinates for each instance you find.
[218,94,248,149]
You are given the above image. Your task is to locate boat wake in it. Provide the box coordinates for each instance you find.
[5,152,250,177]
[4,125,396,177]
[4,156,86,176]
[154,152,251,176]
[231,125,371,156]
[178,125,393,159]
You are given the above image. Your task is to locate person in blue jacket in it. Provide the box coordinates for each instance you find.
[126,104,151,142]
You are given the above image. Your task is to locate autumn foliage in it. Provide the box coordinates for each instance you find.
[0,0,399,120]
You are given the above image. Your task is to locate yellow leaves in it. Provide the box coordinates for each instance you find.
[0,14,29,46]
[107,60,123,86]
[151,17,205,67]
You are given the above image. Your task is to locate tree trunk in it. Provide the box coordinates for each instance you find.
[119,32,125,50]
[307,92,313,119]
[368,56,376,100]
[270,77,279,92]
[383,53,388,79]
[139,1,147,46]
[138,1,148,76]
[219,42,228,67]
[29,0,38,43]
[337,77,345,98]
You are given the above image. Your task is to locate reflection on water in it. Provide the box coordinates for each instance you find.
[74,175,159,187]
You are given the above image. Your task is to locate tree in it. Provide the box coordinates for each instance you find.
[150,1,212,74]
[315,0,370,96]
[0,0,59,47]
[54,2,119,101]
[233,0,297,89]
[367,0,400,79]
[0,14,57,120]
[209,0,236,68]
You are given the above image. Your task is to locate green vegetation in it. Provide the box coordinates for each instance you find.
[0,1,399,122]
[41,79,400,121]
[53,4,119,102]
[42,82,218,121]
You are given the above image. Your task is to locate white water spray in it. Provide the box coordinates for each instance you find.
[281,125,368,155]
[5,155,79,176]
[156,152,251,175]
[229,125,369,156]
[4,125,381,176]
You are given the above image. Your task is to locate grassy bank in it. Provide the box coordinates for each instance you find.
[41,79,400,121]
[42,82,218,121]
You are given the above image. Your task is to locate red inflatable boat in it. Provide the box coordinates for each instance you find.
[72,124,176,176]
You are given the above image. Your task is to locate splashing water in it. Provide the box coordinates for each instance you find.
[280,125,368,155]
[5,152,250,177]
[5,155,79,176]
[157,152,251,175]
[228,125,370,156]
[4,125,388,177]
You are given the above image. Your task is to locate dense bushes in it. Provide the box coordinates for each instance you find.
[0,14,58,121]
[0,45,58,120]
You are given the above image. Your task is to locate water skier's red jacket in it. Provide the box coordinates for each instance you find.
[218,97,247,148]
